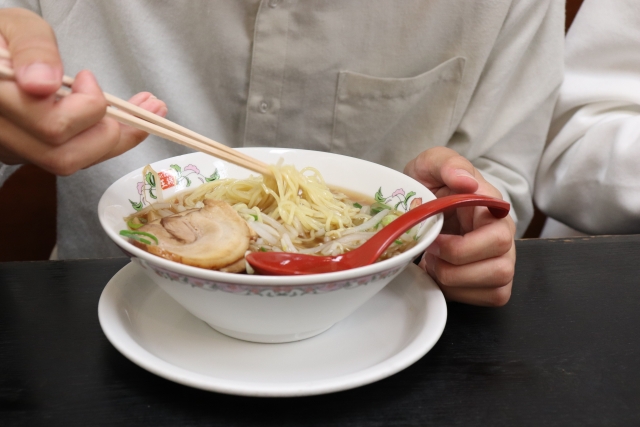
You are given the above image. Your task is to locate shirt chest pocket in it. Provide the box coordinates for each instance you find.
[331,56,465,171]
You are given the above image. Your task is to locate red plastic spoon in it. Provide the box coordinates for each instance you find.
[246,194,510,275]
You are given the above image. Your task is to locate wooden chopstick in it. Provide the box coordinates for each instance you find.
[0,48,271,176]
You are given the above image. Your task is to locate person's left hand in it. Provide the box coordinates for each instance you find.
[404,147,516,307]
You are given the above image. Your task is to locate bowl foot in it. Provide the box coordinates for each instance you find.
[206,323,334,344]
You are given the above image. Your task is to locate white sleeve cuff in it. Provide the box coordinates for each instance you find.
[0,163,22,187]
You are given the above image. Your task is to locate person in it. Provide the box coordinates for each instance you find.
[0,1,564,307]
[536,0,640,236]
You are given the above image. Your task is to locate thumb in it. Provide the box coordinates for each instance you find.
[404,146,479,194]
[0,8,62,96]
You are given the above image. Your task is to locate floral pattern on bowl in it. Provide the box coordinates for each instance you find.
[129,163,220,211]
[134,258,403,297]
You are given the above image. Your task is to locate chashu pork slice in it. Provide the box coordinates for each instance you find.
[137,199,252,270]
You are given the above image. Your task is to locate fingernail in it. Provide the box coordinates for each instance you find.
[424,253,436,275]
[426,241,440,256]
[455,169,478,183]
[155,106,168,117]
[142,98,165,115]
[149,95,157,100]
[20,63,59,84]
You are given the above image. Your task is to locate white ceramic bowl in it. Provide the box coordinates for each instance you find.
[98,148,442,343]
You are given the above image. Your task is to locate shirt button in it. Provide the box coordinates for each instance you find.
[268,0,281,8]
[259,101,269,113]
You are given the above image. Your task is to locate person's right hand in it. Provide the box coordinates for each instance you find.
[0,8,167,175]
[404,147,516,307]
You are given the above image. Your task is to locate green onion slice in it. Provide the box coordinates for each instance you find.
[120,230,159,245]
[127,219,145,230]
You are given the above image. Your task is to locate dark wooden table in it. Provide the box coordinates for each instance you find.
[2,236,640,426]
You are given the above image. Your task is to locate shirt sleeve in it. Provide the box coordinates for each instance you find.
[449,0,564,237]
[534,0,640,234]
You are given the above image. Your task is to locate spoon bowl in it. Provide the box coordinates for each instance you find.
[246,194,510,275]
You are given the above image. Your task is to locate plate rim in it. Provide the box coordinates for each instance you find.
[98,262,447,397]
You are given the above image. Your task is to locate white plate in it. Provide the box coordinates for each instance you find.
[98,262,447,397]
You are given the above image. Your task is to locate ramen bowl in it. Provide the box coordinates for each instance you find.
[98,148,443,343]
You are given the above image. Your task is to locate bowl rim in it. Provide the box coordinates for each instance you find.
[98,148,443,286]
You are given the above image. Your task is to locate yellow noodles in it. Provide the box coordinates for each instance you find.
[182,164,361,237]
[127,162,420,258]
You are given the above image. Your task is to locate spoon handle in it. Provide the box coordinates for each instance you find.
[356,194,510,264]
